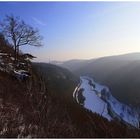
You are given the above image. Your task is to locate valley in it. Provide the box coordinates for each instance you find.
[73,76,139,128]
[57,52,140,107]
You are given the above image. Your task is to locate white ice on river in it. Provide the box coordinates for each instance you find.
[73,76,139,128]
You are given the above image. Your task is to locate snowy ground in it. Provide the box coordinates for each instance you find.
[108,94,139,128]
[73,76,139,128]
[79,77,112,120]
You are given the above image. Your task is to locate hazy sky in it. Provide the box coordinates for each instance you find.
[1,2,140,62]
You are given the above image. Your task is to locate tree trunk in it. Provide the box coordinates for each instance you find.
[14,45,18,65]
[14,45,17,63]
[17,45,19,63]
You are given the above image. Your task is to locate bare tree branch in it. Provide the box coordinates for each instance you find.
[0,15,43,62]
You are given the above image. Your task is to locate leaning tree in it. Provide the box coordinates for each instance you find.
[0,15,43,63]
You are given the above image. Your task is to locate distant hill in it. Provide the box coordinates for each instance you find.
[33,62,78,82]
[59,53,140,106]
[52,59,92,72]
[58,53,140,73]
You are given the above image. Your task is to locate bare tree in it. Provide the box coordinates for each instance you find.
[0,15,43,63]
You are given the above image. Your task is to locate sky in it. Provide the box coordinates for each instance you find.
[1,2,140,62]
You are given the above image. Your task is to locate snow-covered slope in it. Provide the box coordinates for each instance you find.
[79,77,112,121]
[73,76,139,128]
